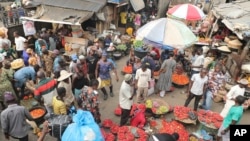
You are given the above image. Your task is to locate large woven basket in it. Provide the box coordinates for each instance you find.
[146,98,170,115]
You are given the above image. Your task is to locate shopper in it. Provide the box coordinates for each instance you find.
[220,79,248,118]
[1,92,33,141]
[135,63,151,103]
[14,31,27,58]
[119,74,134,126]
[184,68,208,111]
[217,95,246,141]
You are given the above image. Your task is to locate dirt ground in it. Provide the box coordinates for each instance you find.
[0,56,250,141]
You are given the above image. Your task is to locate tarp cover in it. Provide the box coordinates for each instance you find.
[21,5,94,25]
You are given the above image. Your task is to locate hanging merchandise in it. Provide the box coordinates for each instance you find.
[130,0,145,12]
[22,21,36,36]
[120,12,127,24]
[134,13,141,29]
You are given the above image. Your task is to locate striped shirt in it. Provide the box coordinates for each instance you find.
[34,78,57,98]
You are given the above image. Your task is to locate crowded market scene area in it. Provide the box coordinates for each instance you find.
[0,0,250,141]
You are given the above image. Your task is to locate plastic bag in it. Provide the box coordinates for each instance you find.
[62,110,104,141]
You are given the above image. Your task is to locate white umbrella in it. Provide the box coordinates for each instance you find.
[136,18,197,49]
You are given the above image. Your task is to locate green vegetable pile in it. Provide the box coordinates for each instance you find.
[133,40,144,49]
[116,44,127,51]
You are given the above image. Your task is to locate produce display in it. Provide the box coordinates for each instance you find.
[159,120,189,141]
[145,99,169,115]
[133,40,144,49]
[174,106,192,120]
[102,119,114,128]
[110,124,119,134]
[29,108,46,119]
[114,105,122,116]
[116,44,127,51]
[197,110,223,129]
[114,104,146,117]
[117,126,147,141]
[172,73,189,86]
[122,65,133,74]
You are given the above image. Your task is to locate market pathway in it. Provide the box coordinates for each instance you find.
[0,55,249,141]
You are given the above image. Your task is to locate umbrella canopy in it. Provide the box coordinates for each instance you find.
[136,18,197,49]
[167,4,205,21]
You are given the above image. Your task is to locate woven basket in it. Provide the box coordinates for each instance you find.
[175,117,196,124]
[147,98,170,115]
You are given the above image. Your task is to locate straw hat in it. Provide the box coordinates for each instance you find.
[57,70,73,81]
[228,39,242,49]
[237,79,248,85]
[217,46,231,53]
[11,59,24,69]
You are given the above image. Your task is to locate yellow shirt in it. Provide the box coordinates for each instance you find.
[52,96,67,115]
[120,12,127,24]
[126,27,133,36]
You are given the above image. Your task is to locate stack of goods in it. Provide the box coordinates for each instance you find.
[114,104,146,116]
[117,126,147,141]
[145,99,169,115]
[122,65,133,74]
[172,65,189,86]
[11,59,24,70]
[213,89,227,103]
[197,109,223,129]
[227,37,242,52]
[159,120,189,141]
[101,119,147,141]
[29,107,46,119]
[173,106,196,124]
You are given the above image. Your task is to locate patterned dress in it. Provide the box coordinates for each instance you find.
[41,54,53,76]
[78,86,100,123]
[0,68,15,102]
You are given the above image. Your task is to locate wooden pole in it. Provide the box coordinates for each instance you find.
[209,18,218,39]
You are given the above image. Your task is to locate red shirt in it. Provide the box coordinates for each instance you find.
[152,48,160,59]
[130,110,146,128]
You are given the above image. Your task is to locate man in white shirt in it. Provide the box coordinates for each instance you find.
[220,79,248,118]
[119,74,134,126]
[191,48,204,76]
[135,63,151,103]
[184,68,208,111]
[14,31,27,58]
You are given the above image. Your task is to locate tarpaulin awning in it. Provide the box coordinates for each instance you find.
[21,5,94,25]
[212,1,250,40]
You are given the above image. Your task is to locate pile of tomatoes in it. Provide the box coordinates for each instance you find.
[101,119,148,141]
[173,106,192,120]
[159,120,189,141]
[197,109,223,128]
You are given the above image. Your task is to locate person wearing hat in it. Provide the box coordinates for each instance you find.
[14,64,40,98]
[217,95,246,141]
[69,54,79,73]
[0,60,16,109]
[27,48,39,67]
[220,79,248,118]
[0,92,34,141]
[14,31,27,59]
[96,52,119,100]
[148,132,179,141]
[119,74,134,126]
[57,70,75,106]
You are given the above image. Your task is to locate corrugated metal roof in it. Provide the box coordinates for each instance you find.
[33,0,106,12]
[212,1,250,40]
[21,5,94,25]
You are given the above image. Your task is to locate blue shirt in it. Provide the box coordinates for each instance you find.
[14,66,36,87]
[22,51,29,66]
[142,56,156,70]
[99,60,112,80]
[53,56,63,72]
[222,105,243,128]
[35,39,48,56]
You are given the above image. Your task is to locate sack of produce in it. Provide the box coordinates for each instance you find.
[48,115,72,139]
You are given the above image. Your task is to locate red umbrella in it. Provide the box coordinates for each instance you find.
[167,4,205,21]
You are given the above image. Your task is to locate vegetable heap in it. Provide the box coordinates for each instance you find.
[102,119,114,128]
[117,126,147,141]
[172,73,189,86]
[159,120,189,141]
[133,40,144,49]
[197,109,223,128]
[30,108,46,119]
[145,99,169,115]
[116,44,127,51]
[174,106,192,120]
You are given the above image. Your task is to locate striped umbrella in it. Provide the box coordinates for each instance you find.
[136,18,197,49]
[167,4,205,21]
